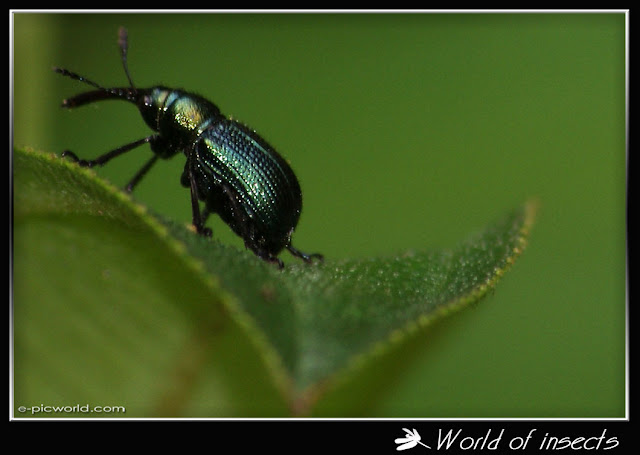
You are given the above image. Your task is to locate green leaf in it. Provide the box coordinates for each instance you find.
[13,147,536,417]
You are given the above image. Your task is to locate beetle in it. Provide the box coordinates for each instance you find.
[54,27,323,268]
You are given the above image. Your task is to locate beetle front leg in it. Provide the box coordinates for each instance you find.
[62,135,155,168]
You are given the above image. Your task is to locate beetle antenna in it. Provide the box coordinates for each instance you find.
[118,26,136,91]
[53,28,139,106]
[52,66,107,91]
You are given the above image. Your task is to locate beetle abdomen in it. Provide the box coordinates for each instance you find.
[194,119,303,254]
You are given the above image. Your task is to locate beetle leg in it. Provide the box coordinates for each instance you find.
[62,135,155,168]
[185,149,212,237]
[125,154,159,193]
[218,184,252,243]
[265,255,285,269]
[216,184,284,269]
[200,205,212,226]
[286,245,324,264]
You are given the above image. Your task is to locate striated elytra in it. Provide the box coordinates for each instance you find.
[54,27,322,268]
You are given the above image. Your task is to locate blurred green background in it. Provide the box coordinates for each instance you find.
[12,12,626,417]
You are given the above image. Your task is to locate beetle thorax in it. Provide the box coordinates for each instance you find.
[139,87,223,148]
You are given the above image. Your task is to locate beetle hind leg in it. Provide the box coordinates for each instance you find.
[286,245,324,264]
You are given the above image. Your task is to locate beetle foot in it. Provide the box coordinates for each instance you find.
[61,150,93,168]
[193,225,212,237]
[286,245,324,264]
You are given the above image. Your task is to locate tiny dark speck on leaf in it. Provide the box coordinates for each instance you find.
[260,283,277,302]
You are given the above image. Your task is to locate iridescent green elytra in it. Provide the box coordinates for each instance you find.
[55,27,322,268]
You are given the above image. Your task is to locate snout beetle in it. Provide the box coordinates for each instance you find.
[55,27,323,268]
